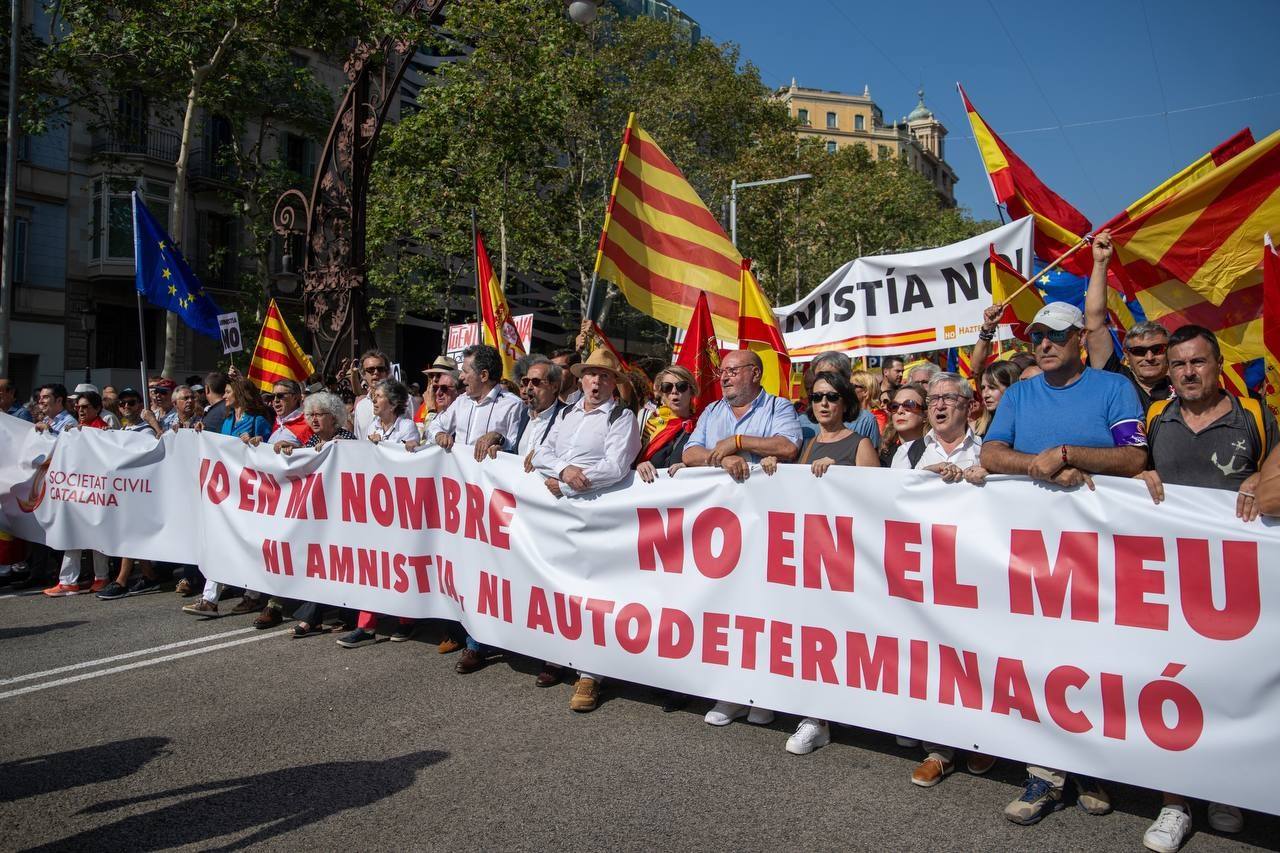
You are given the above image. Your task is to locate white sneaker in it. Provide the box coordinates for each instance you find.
[747,706,774,725]
[785,718,830,755]
[704,701,748,726]
[1207,802,1243,833]
[896,736,920,747]
[1143,805,1191,853]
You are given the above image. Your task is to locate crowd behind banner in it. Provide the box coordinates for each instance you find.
[4,235,1280,851]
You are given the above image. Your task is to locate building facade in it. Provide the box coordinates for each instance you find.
[776,81,957,206]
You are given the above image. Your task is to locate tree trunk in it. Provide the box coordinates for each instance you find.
[161,20,239,378]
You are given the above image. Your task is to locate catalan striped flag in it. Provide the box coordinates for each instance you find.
[959,84,1093,277]
[738,261,791,398]
[989,246,1044,340]
[248,299,315,392]
[1261,235,1280,416]
[594,114,742,340]
[1109,128,1280,307]
[476,231,525,380]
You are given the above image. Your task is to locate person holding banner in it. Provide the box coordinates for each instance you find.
[43,391,111,597]
[807,352,880,449]
[33,384,75,436]
[362,379,419,450]
[531,348,642,712]
[880,384,928,468]
[634,365,697,484]
[759,369,877,754]
[684,349,801,727]
[253,379,313,449]
[980,300,1147,825]
[428,344,524,671]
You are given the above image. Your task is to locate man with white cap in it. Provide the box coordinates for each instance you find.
[981,300,1148,825]
[531,347,641,712]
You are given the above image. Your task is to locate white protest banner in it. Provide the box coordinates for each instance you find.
[217,312,243,355]
[776,216,1034,360]
[1,414,1278,816]
[446,314,534,364]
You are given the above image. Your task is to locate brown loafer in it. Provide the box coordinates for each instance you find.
[181,599,218,616]
[966,752,997,775]
[253,607,282,629]
[535,664,562,688]
[230,596,264,615]
[174,578,196,597]
[569,677,600,712]
[455,648,486,674]
[910,756,954,788]
[438,637,463,654]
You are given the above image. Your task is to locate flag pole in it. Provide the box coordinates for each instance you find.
[997,237,1089,307]
[471,208,480,322]
[587,113,636,327]
[131,192,149,393]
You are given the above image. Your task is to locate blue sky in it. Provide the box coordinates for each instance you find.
[677,0,1280,226]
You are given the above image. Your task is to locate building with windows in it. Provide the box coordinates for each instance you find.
[776,80,957,206]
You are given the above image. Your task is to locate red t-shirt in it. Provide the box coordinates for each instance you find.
[81,417,108,430]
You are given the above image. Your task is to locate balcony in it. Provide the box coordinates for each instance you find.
[188,148,239,186]
[90,124,180,163]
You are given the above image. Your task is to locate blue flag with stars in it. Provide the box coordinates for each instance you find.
[133,192,222,340]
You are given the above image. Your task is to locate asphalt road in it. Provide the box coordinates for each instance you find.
[0,584,1277,853]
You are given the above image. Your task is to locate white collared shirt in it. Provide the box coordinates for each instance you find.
[353,395,375,439]
[891,428,983,470]
[532,398,641,496]
[426,384,523,450]
[363,414,420,444]
[518,402,560,459]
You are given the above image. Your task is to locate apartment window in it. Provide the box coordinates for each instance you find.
[92,177,169,261]
[855,114,865,132]
[826,112,837,129]
[196,211,238,289]
[116,89,148,147]
[283,132,317,184]
[826,141,837,154]
[12,218,28,284]
[877,145,891,160]
[797,108,809,126]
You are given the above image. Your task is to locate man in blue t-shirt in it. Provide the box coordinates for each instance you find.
[980,301,1147,825]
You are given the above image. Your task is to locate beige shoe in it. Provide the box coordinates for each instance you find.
[182,599,218,616]
[569,677,600,712]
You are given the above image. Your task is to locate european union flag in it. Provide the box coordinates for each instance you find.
[132,192,222,340]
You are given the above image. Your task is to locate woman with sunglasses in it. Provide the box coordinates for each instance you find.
[879,384,928,468]
[756,370,879,755]
[635,366,698,483]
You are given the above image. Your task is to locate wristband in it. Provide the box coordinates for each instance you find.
[1061,444,1069,469]
[978,328,996,342]
[734,434,743,451]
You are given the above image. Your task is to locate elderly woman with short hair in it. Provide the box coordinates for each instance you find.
[364,378,419,450]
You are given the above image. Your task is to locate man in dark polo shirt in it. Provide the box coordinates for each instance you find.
[1133,323,1272,850]
[1084,230,1173,411]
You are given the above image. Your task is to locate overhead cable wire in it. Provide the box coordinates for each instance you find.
[1139,0,1177,172]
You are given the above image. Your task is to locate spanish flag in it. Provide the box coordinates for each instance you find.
[248,299,315,391]
[739,260,791,398]
[1261,235,1280,417]
[1109,128,1280,308]
[594,114,742,340]
[989,246,1043,341]
[959,84,1093,278]
[476,232,525,380]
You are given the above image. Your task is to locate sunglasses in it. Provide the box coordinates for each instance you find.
[363,365,389,375]
[435,384,458,393]
[119,398,141,405]
[658,381,691,394]
[520,377,546,387]
[1126,343,1167,358]
[148,387,171,394]
[271,392,296,401]
[888,400,925,414]
[74,403,95,410]
[808,391,842,405]
[1029,328,1074,346]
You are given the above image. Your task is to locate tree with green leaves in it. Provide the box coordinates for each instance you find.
[24,0,383,375]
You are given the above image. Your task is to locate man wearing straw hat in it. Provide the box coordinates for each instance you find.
[531,347,642,712]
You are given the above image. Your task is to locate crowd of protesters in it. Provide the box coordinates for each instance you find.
[3,232,1278,851]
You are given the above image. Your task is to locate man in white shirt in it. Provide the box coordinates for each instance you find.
[515,357,568,464]
[892,371,994,788]
[352,349,391,438]
[532,348,641,712]
[427,344,525,672]
[427,344,523,462]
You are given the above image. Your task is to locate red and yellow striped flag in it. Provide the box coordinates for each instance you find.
[1261,235,1280,417]
[738,261,791,398]
[476,231,525,380]
[1110,128,1280,307]
[989,246,1044,341]
[248,299,314,391]
[960,84,1093,277]
[594,114,741,340]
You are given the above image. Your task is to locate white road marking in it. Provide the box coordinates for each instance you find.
[0,627,257,686]
[0,629,289,700]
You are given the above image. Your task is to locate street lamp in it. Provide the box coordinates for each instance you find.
[79,306,96,383]
[566,1,600,24]
[729,173,813,246]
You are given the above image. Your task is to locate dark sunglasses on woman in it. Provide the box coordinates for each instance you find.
[658,381,691,394]
[808,391,842,404]
[888,400,925,414]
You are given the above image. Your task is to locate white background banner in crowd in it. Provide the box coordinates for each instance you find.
[776,216,1034,361]
[1,413,1278,815]
[446,314,534,364]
